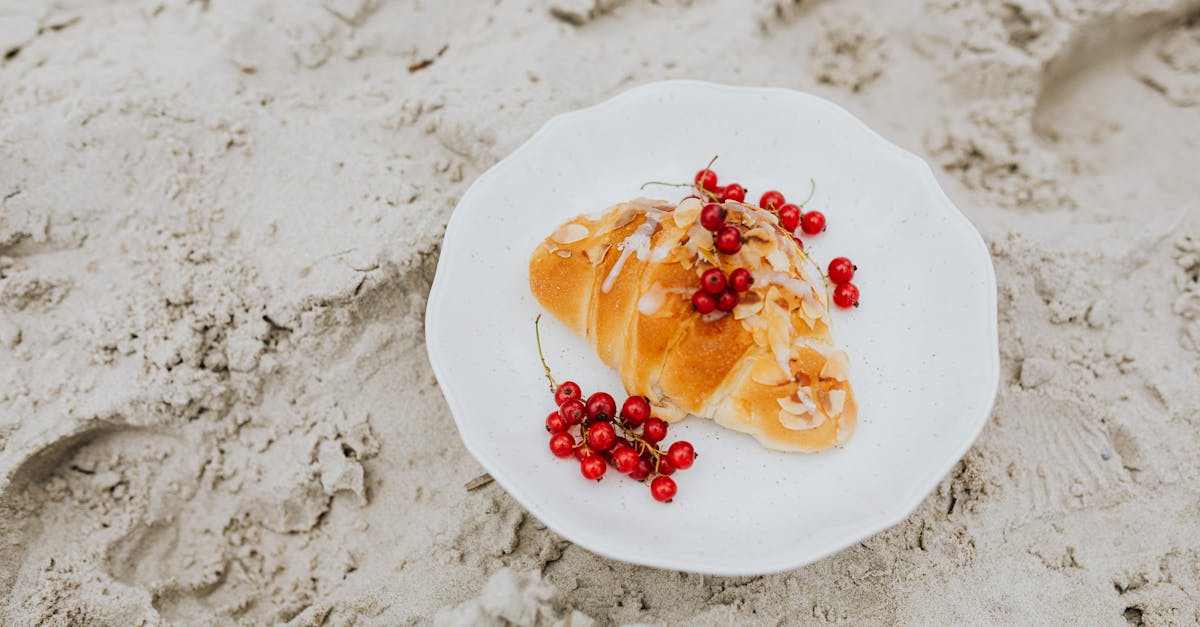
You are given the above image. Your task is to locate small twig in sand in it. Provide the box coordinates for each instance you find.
[464,473,493,491]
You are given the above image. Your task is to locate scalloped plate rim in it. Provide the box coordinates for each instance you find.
[425,80,999,575]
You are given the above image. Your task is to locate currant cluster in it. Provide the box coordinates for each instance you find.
[536,318,696,503]
[827,257,860,308]
[686,162,862,310]
[691,267,753,314]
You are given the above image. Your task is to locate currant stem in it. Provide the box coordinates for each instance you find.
[640,181,693,190]
[614,420,662,463]
[695,185,722,202]
[799,178,816,208]
[534,315,557,394]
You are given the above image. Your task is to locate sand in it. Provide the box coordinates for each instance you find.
[1,0,1198,624]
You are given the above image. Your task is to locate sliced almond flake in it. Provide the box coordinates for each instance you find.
[701,311,727,322]
[739,242,773,265]
[800,296,824,321]
[751,357,791,386]
[795,387,819,411]
[744,226,772,242]
[795,338,834,355]
[611,207,638,229]
[672,197,703,228]
[589,243,611,266]
[747,206,779,225]
[766,249,790,272]
[778,407,823,431]
[555,249,571,258]
[821,388,847,416]
[551,222,589,244]
[687,224,714,250]
[748,321,769,348]
[776,398,811,419]
[819,350,850,381]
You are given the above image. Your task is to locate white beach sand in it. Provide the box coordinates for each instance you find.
[1,0,1198,624]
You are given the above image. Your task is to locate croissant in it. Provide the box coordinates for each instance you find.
[528,196,857,452]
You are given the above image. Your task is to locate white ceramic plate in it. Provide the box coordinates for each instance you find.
[426,81,998,575]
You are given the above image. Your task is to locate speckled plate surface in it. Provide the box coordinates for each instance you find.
[425,80,999,575]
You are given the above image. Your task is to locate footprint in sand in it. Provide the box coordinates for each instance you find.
[0,424,203,622]
[1032,7,1200,215]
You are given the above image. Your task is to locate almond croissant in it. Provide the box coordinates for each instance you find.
[529,197,857,452]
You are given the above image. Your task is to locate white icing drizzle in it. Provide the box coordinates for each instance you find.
[636,283,690,315]
[648,240,675,262]
[602,210,663,293]
[638,284,667,315]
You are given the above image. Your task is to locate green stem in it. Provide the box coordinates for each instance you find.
[799,178,816,208]
[639,181,694,190]
[534,315,557,393]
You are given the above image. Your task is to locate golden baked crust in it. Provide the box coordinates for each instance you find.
[529,197,857,452]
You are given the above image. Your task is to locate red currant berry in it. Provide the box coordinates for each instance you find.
[611,445,639,473]
[549,432,575,458]
[759,190,785,211]
[691,290,716,314]
[700,268,727,294]
[575,445,596,462]
[656,456,676,476]
[650,475,677,502]
[629,458,653,481]
[699,203,726,232]
[554,381,581,406]
[716,289,739,312]
[643,417,668,443]
[546,411,567,434]
[721,183,746,203]
[559,399,585,425]
[728,268,753,292]
[714,226,742,255]
[793,236,804,250]
[585,392,617,421]
[580,455,607,480]
[777,203,801,232]
[694,169,719,192]
[801,210,826,235]
[620,395,651,426]
[667,441,695,470]
[828,257,855,284]
[833,282,859,308]
[587,421,616,451]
